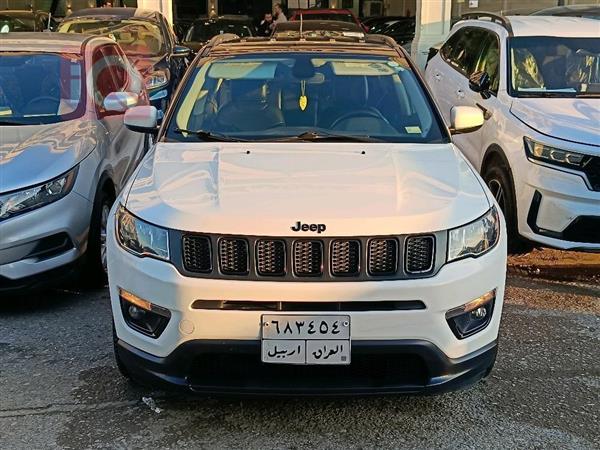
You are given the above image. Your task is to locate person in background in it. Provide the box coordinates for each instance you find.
[258,12,274,36]
[273,3,287,26]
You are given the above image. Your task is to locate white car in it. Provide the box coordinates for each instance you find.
[108,34,507,395]
[425,14,600,252]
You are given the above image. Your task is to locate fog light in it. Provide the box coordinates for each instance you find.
[446,290,495,339]
[119,288,171,338]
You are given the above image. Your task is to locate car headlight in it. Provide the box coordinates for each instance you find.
[0,167,78,221]
[524,137,590,169]
[116,205,169,260]
[144,70,169,90]
[448,207,500,262]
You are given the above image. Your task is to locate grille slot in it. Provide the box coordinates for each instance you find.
[331,240,361,276]
[368,239,398,275]
[584,156,600,191]
[405,236,435,274]
[219,238,249,275]
[293,240,323,277]
[256,240,286,276]
[182,236,212,273]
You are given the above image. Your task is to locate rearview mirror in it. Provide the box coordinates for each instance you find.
[450,106,484,134]
[103,92,139,113]
[124,106,158,134]
[469,71,492,98]
[173,45,191,57]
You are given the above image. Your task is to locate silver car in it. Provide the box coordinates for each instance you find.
[0,33,148,292]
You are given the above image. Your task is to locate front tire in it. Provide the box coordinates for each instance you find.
[483,163,532,254]
[84,187,114,286]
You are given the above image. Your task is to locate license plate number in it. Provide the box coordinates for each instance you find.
[261,315,351,365]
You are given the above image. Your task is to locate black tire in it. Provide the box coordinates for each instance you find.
[483,163,533,254]
[83,187,114,287]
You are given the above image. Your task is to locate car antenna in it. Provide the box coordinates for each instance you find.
[46,12,52,32]
[300,13,304,38]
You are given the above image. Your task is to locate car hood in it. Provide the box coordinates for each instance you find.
[0,121,97,192]
[125,142,490,236]
[510,98,600,147]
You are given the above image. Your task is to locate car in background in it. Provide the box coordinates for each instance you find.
[532,4,600,19]
[182,15,254,53]
[290,8,368,32]
[0,33,148,292]
[369,16,415,47]
[273,20,364,39]
[0,10,58,32]
[425,13,600,252]
[58,8,190,118]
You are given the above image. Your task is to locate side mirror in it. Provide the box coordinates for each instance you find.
[124,106,159,134]
[450,106,484,135]
[103,92,139,113]
[469,71,492,98]
[173,45,191,57]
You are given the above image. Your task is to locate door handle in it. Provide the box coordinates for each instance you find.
[456,89,465,99]
[476,102,493,120]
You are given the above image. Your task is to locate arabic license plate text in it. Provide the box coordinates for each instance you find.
[262,339,350,365]
[261,315,350,339]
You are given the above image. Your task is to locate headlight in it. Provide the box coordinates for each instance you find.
[144,70,169,90]
[116,205,169,260]
[448,207,500,262]
[524,137,589,169]
[0,167,78,221]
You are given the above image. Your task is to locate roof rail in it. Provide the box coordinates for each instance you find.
[460,11,513,36]
[200,33,241,55]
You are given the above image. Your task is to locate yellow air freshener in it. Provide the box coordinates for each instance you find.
[299,80,308,111]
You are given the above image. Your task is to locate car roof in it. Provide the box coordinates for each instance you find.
[65,7,158,21]
[506,15,600,37]
[0,32,110,53]
[195,14,252,21]
[532,4,600,17]
[293,9,354,15]
[0,10,43,17]
[274,20,362,32]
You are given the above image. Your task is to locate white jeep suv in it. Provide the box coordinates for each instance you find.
[425,14,599,252]
[107,34,507,395]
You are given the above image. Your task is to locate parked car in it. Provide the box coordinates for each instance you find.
[0,9,58,32]
[532,4,600,19]
[425,13,600,252]
[290,8,368,32]
[182,15,254,53]
[0,33,148,292]
[58,8,190,118]
[273,19,364,38]
[108,33,507,395]
[369,16,416,47]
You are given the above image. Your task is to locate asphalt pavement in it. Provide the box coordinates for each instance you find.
[1,275,598,450]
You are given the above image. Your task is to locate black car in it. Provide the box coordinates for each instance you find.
[532,4,600,19]
[272,20,364,38]
[58,8,190,117]
[182,15,254,53]
[0,10,57,32]
[369,17,415,47]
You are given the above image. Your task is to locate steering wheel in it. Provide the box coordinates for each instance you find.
[330,109,391,129]
[24,96,60,115]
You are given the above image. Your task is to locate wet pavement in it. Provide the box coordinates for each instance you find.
[1,275,599,449]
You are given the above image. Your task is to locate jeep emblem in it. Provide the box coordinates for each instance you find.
[291,221,326,234]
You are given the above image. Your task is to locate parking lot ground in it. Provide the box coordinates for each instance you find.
[1,274,599,450]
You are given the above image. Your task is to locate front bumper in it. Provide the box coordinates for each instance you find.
[517,158,600,251]
[116,338,498,395]
[0,192,92,291]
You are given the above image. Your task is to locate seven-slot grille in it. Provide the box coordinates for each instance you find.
[180,235,436,280]
[405,236,435,273]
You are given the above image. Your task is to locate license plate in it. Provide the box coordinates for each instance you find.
[261,315,351,365]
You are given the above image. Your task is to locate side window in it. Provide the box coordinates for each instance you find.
[101,45,129,92]
[441,27,489,76]
[475,33,501,93]
[92,45,130,113]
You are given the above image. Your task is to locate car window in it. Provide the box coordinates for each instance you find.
[186,21,253,42]
[92,45,134,110]
[59,19,166,57]
[298,14,355,23]
[0,15,37,32]
[509,36,600,97]
[166,53,449,144]
[0,51,84,125]
[474,32,500,93]
[441,27,488,75]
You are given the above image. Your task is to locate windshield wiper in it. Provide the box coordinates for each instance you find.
[275,131,383,143]
[173,128,247,142]
[0,119,25,126]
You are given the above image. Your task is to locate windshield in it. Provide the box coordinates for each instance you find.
[59,19,165,56]
[186,21,253,42]
[166,53,448,143]
[510,36,600,97]
[0,15,37,32]
[0,52,84,125]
